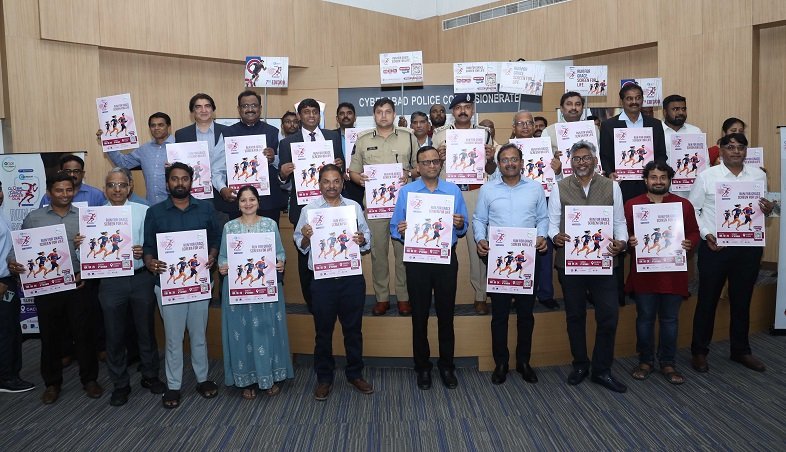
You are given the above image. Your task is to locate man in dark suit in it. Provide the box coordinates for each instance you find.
[278,98,345,310]
[599,82,668,306]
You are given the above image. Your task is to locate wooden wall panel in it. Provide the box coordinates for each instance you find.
[752,0,786,25]
[575,45,658,108]
[98,0,190,56]
[38,0,99,45]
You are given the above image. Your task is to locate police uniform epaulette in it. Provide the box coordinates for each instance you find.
[356,128,374,139]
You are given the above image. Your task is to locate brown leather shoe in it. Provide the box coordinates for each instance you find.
[349,378,374,394]
[474,300,489,315]
[41,385,61,405]
[83,380,104,399]
[397,301,412,316]
[691,354,709,373]
[314,382,332,401]
[731,354,766,372]
[371,301,389,316]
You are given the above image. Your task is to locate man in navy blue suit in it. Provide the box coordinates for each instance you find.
[278,98,345,309]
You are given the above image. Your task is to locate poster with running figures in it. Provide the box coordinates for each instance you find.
[486,226,537,294]
[509,137,556,197]
[379,51,424,85]
[621,78,662,107]
[166,141,213,199]
[96,93,139,152]
[714,181,766,247]
[292,141,335,205]
[564,205,614,275]
[613,127,654,181]
[453,62,499,94]
[12,224,76,296]
[632,202,687,272]
[403,192,455,265]
[307,205,362,280]
[226,232,278,304]
[554,120,599,177]
[225,135,271,195]
[364,163,403,219]
[669,133,708,192]
[564,66,608,96]
[445,129,486,184]
[498,62,546,96]
[344,127,364,172]
[0,154,46,230]
[244,56,289,88]
[78,206,134,279]
[743,147,764,167]
[157,229,211,305]
[19,297,38,334]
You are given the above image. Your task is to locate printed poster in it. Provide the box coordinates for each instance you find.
[509,137,556,197]
[453,62,498,93]
[714,181,766,247]
[621,78,662,107]
[564,205,614,275]
[166,141,213,199]
[743,147,764,167]
[499,62,546,96]
[157,229,211,305]
[225,135,271,195]
[613,127,654,181]
[379,51,424,85]
[244,56,289,88]
[364,163,403,219]
[564,66,608,96]
[19,297,38,334]
[0,154,46,230]
[486,226,537,294]
[78,206,134,279]
[96,93,139,152]
[669,133,708,191]
[12,224,76,296]
[226,232,278,304]
[554,120,599,177]
[344,127,364,172]
[632,202,687,272]
[403,192,454,265]
[445,129,486,184]
[292,141,335,205]
[307,205,362,280]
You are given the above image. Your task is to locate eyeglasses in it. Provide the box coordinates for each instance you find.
[513,121,535,127]
[60,169,83,175]
[499,157,521,164]
[240,103,260,110]
[723,144,746,151]
[571,155,594,163]
[105,182,129,189]
[418,159,442,167]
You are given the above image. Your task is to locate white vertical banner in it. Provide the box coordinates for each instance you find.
[775,127,786,330]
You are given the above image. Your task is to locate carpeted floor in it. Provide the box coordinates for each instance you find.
[1,333,784,451]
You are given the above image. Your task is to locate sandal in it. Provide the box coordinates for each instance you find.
[661,366,685,385]
[162,389,181,409]
[264,383,281,397]
[631,363,654,380]
[241,386,257,400]
[196,380,219,399]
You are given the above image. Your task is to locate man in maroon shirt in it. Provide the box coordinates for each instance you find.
[624,161,700,385]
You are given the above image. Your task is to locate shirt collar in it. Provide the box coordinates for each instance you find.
[719,163,750,177]
[621,111,643,125]
[196,122,214,134]
[45,204,79,215]
[315,195,348,207]
[164,196,196,211]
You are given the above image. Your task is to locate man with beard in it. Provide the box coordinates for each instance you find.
[334,102,364,206]
[280,111,299,140]
[432,94,496,315]
[429,104,447,130]
[624,161,700,386]
[143,162,221,409]
[661,95,702,189]
[542,91,596,167]
[548,140,628,393]
[533,116,548,138]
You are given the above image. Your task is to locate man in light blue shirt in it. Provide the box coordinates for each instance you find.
[40,154,106,207]
[473,143,548,386]
[106,112,174,205]
[293,163,373,401]
[390,146,468,391]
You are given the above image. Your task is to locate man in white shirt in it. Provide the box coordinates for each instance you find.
[662,94,703,173]
[687,133,774,374]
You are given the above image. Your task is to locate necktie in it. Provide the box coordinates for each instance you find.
[309,132,316,141]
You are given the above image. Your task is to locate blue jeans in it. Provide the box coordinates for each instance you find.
[635,293,683,366]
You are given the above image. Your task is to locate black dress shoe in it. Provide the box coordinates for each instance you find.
[439,368,458,389]
[591,372,628,393]
[491,364,508,385]
[539,298,559,310]
[416,370,432,390]
[567,367,589,386]
[110,386,131,407]
[516,364,538,384]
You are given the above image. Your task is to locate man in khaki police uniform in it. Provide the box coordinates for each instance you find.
[432,93,496,315]
[349,97,418,316]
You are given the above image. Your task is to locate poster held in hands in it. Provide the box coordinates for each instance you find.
[307,205,362,280]
[564,205,614,275]
[12,224,76,296]
[226,232,278,304]
[403,192,454,265]
[632,202,687,272]
[166,141,213,199]
[78,206,134,279]
[96,93,139,152]
[486,226,537,294]
[157,229,211,305]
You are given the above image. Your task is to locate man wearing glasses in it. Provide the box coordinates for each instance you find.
[40,155,106,207]
[548,140,628,393]
[687,133,774,374]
